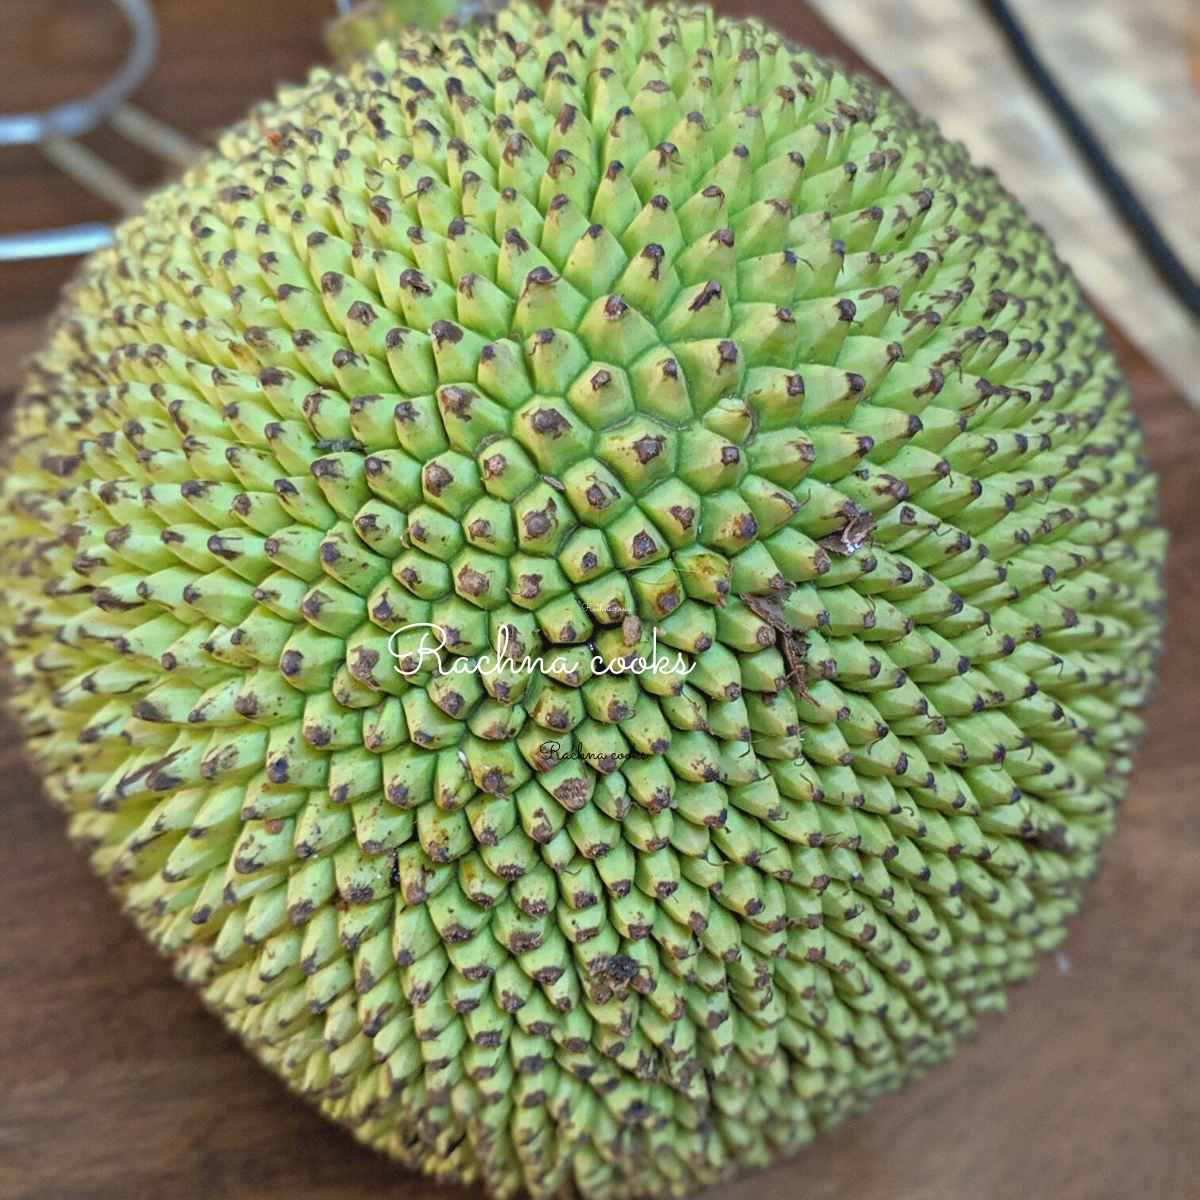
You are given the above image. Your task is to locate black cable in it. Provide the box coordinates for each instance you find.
[979,0,1200,320]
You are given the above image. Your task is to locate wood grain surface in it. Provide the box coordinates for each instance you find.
[1,3,1196,1199]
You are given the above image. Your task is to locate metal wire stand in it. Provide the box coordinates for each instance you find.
[0,0,200,262]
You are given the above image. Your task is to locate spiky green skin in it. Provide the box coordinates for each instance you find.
[0,2,1166,1197]
[326,0,488,60]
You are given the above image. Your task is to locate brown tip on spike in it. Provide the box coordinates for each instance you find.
[690,282,722,312]
[430,320,463,345]
[398,268,432,295]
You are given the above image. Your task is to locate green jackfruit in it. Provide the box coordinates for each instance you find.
[0,2,1166,1198]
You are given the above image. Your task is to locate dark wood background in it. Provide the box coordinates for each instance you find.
[1,3,1196,1198]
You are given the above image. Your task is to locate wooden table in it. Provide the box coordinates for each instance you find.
[2,3,1196,1198]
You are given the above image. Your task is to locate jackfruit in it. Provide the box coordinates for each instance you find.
[0,2,1166,1198]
